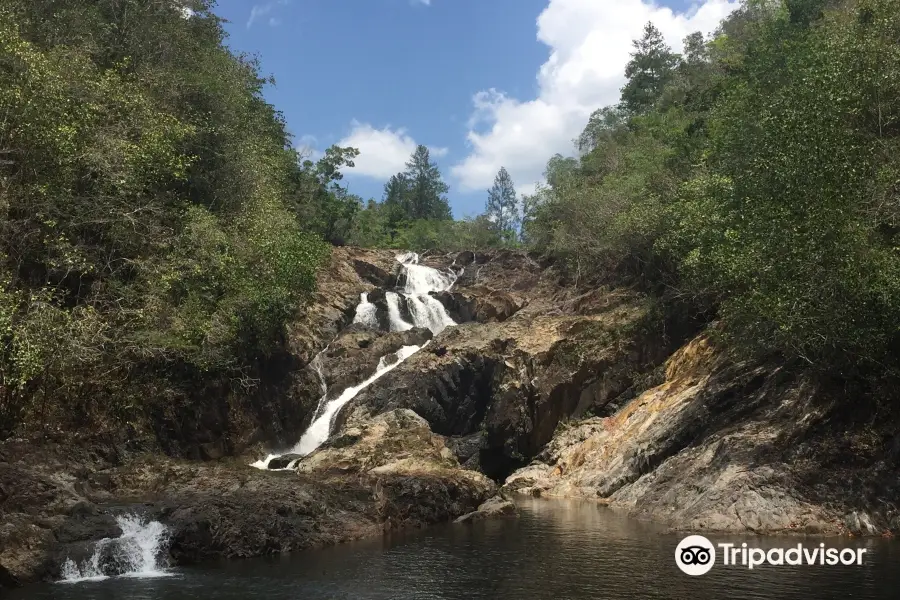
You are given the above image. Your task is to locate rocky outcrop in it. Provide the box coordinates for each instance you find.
[434,287,524,323]
[124,247,398,464]
[338,283,663,480]
[316,326,433,397]
[0,424,493,587]
[502,334,900,535]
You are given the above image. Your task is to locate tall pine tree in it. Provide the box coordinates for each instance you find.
[485,167,520,243]
[404,145,452,220]
[620,22,679,114]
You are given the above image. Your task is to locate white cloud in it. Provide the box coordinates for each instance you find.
[296,134,320,161]
[412,0,432,5]
[451,0,739,193]
[336,121,447,179]
[247,0,288,28]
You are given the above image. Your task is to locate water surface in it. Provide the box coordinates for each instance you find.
[13,498,899,599]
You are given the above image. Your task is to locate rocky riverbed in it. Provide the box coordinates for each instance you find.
[3,246,900,591]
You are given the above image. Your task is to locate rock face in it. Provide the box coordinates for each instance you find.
[338,281,663,480]
[129,247,397,463]
[316,326,433,397]
[502,334,900,535]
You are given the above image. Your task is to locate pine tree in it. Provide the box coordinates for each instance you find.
[485,167,520,243]
[620,22,679,114]
[403,145,452,220]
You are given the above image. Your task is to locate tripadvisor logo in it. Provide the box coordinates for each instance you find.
[676,535,716,576]
[675,535,868,576]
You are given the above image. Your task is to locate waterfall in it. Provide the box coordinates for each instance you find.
[60,515,170,583]
[251,252,459,469]
[398,253,457,334]
[352,292,379,329]
[291,344,421,456]
[406,293,455,334]
[309,350,328,396]
[386,291,413,331]
[402,263,455,295]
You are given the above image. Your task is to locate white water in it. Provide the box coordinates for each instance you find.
[386,291,413,332]
[251,252,459,469]
[396,251,419,265]
[402,263,455,295]
[397,253,457,335]
[406,293,455,334]
[60,515,170,583]
[352,292,379,329]
[292,343,421,455]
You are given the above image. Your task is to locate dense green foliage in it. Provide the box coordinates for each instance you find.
[526,0,900,378]
[0,0,350,433]
[343,144,502,250]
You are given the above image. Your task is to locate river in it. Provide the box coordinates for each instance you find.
[12,498,899,600]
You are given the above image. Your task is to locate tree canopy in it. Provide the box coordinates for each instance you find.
[524,0,900,382]
[0,0,350,434]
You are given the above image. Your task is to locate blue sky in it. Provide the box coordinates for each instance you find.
[212,0,738,218]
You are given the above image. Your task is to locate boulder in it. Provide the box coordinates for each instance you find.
[454,495,518,523]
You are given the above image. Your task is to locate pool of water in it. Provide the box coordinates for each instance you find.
[12,498,899,599]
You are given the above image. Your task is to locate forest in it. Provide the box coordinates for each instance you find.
[1,0,898,437]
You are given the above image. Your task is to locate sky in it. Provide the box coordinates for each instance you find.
[212,0,740,218]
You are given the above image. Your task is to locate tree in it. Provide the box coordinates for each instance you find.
[348,199,392,248]
[382,173,411,235]
[620,22,679,114]
[403,145,452,221]
[292,145,360,244]
[485,167,520,243]
[0,0,330,434]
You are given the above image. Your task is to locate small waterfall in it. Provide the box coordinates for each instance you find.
[309,350,328,396]
[352,292,379,329]
[402,263,455,295]
[386,291,413,331]
[397,253,457,334]
[396,251,419,265]
[60,515,170,583]
[406,293,455,334]
[251,252,460,469]
[291,344,421,456]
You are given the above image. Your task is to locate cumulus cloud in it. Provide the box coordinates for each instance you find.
[336,121,447,179]
[451,0,739,193]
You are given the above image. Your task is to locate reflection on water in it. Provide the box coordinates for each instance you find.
[11,498,900,600]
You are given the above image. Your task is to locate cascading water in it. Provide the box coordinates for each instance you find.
[352,292,379,329]
[60,515,170,583]
[309,350,328,396]
[291,343,421,456]
[386,291,413,331]
[251,252,459,469]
